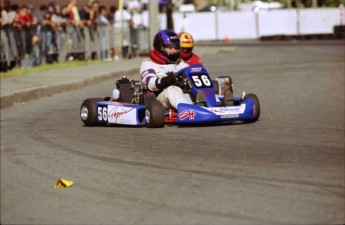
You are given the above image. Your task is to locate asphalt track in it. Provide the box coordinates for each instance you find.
[1,43,344,224]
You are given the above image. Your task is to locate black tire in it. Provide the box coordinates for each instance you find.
[144,95,164,128]
[244,93,260,122]
[80,98,103,126]
[212,79,219,94]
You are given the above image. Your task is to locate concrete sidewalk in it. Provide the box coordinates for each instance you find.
[0,46,237,109]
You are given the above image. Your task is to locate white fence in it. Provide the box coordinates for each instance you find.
[299,9,341,34]
[133,8,344,41]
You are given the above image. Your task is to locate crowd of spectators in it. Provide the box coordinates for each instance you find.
[0,0,144,72]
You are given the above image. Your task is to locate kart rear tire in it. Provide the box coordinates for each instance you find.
[80,98,103,126]
[244,93,260,122]
[144,95,164,128]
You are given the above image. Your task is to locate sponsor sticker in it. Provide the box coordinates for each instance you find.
[179,110,196,120]
[206,104,246,115]
[190,67,202,72]
[108,105,137,124]
[221,114,239,118]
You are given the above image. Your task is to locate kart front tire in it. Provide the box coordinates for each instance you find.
[244,94,260,122]
[80,98,103,126]
[144,95,164,128]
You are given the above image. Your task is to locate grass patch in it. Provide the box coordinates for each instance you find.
[0,60,108,78]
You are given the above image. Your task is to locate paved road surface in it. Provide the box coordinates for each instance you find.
[1,43,344,224]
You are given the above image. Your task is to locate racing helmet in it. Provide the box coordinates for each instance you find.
[153,29,181,63]
[178,32,194,58]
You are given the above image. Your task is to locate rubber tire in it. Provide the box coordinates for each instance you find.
[244,93,260,122]
[144,95,164,128]
[80,98,103,126]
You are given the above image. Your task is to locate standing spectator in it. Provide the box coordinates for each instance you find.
[79,0,99,60]
[51,4,67,53]
[17,5,31,60]
[67,0,82,55]
[108,5,117,59]
[25,4,34,56]
[128,0,141,14]
[5,4,23,67]
[98,5,110,60]
[159,0,168,13]
[68,0,81,25]
[44,3,56,55]
[32,4,48,65]
[27,15,41,67]
[1,0,11,18]
[88,1,99,26]
[107,5,116,24]
[141,0,148,11]
[1,0,12,71]
[113,4,132,60]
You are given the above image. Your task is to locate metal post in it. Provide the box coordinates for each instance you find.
[296,8,301,35]
[119,0,123,57]
[312,0,318,8]
[255,12,260,39]
[215,11,219,40]
[149,0,160,51]
[286,0,292,8]
[167,0,174,30]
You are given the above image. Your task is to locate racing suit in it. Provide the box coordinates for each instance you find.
[181,52,202,66]
[140,51,191,109]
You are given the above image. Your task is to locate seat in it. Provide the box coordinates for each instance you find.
[116,79,134,103]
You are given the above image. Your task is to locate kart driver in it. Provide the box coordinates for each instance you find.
[140,29,192,110]
[178,32,202,66]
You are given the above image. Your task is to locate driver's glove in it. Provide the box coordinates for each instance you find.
[155,72,177,90]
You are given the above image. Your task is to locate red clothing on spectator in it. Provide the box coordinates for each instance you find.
[17,14,26,25]
[17,14,32,25]
[69,5,80,21]
[25,14,33,23]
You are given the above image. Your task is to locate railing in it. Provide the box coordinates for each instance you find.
[0,22,134,71]
[1,8,343,72]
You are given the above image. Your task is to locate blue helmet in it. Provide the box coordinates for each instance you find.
[153,29,181,63]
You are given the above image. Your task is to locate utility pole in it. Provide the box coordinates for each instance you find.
[149,0,160,51]
[286,0,292,8]
[312,0,318,7]
[167,0,174,30]
[119,0,123,57]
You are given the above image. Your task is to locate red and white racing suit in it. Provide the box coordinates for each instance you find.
[181,52,203,66]
[140,51,191,109]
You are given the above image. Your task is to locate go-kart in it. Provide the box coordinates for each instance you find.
[80,64,260,128]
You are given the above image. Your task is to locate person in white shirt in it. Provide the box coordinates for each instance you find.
[113,4,132,59]
[127,0,140,14]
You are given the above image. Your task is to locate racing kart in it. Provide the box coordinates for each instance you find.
[80,64,260,128]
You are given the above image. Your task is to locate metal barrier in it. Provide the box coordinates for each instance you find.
[0,22,135,71]
[2,8,342,72]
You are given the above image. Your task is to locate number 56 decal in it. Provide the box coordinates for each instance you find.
[98,106,108,121]
[190,74,213,88]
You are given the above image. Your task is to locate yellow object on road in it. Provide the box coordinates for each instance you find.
[54,178,74,188]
